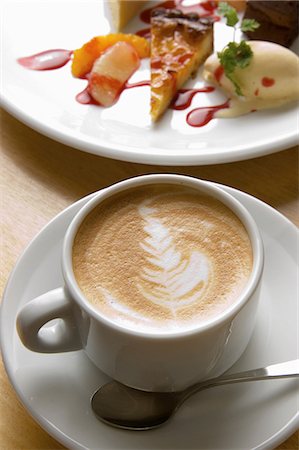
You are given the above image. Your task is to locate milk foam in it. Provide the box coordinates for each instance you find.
[137,199,210,311]
[73,185,253,332]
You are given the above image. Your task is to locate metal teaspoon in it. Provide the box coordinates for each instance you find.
[91,359,299,430]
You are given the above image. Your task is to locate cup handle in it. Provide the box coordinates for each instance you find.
[16,287,82,353]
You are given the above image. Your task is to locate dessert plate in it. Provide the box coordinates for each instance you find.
[1,0,298,165]
[1,184,298,450]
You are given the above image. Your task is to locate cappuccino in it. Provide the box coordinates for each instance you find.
[73,184,253,332]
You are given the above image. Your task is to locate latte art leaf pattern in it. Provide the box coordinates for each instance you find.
[137,201,210,311]
[73,185,253,332]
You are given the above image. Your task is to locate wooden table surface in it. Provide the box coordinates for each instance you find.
[1,107,298,449]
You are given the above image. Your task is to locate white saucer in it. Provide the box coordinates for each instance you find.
[1,185,298,450]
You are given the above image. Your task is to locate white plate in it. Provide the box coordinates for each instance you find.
[1,0,298,165]
[1,184,298,450]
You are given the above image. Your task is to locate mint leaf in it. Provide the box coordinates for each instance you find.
[218,45,242,96]
[217,41,253,96]
[217,2,259,96]
[218,43,237,73]
[218,2,239,27]
[234,40,253,68]
[241,18,260,32]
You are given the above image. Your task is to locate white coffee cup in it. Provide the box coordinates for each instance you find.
[17,174,264,392]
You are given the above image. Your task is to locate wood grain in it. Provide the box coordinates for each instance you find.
[1,107,298,449]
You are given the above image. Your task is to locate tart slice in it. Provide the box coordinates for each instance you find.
[151,8,214,122]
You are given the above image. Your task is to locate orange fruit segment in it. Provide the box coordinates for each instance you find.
[71,33,150,78]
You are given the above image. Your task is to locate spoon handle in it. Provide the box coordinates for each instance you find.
[216,359,299,382]
[183,360,299,401]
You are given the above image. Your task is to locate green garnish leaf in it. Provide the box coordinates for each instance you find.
[217,41,253,96]
[218,2,239,27]
[234,40,253,68]
[217,2,259,96]
[241,18,260,32]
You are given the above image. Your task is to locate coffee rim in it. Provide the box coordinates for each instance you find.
[62,174,264,338]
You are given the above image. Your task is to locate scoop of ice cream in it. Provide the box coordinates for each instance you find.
[203,40,299,117]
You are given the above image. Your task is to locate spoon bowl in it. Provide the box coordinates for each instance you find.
[91,360,299,430]
[92,382,179,430]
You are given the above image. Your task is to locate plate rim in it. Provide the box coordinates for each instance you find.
[1,94,298,166]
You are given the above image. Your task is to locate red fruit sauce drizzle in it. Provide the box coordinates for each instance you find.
[169,83,230,127]
[17,49,73,70]
[76,80,150,106]
[136,28,151,39]
[186,100,230,127]
[76,86,98,105]
[214,65,224,84]
[170,86,215,110]
[125,80,151,89]
[77,80,225,129]
[262,77,275,87]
